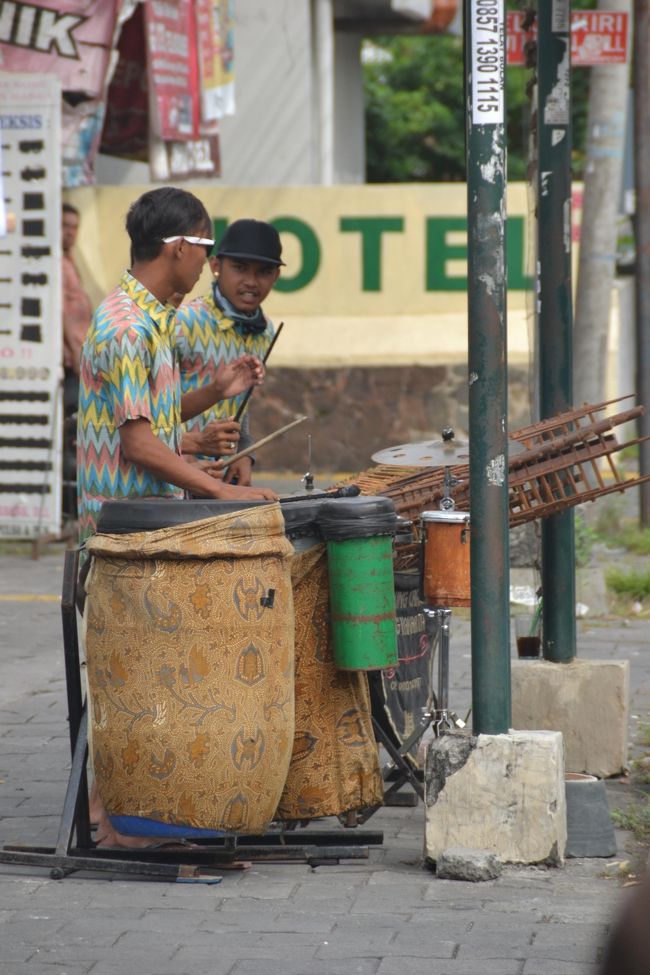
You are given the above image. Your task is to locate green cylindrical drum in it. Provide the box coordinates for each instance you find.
[317,497,398,671]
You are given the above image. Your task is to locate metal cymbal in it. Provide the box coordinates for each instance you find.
[372,436,526,467]
[372,437,470,467]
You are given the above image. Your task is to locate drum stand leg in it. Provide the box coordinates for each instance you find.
[370,591,472,819]
[377,606,467,796]
[426,606,466,736]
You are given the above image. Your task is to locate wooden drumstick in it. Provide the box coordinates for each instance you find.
[223,414,308,466]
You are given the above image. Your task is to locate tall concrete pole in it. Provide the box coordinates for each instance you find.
[465,0,511,734]
[634,0,650,523]
[314,0,335,185]
[574,0,632,406]
[537,0,576,663]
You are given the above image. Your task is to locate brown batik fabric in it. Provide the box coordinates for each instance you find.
[84,504,295,834]
[276,546,384,820]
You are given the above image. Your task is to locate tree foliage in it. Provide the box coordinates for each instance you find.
[363,31,589,183]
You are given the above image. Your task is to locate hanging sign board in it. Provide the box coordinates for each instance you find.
[0,0,120,97]
[145,0,200,141]
[470,0,505,125]
[196,0,235,122]
[507,10,629,66]
[0,72,62,539]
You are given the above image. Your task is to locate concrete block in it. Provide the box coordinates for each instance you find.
[424,730,566,866]
[511,658,629,777]
[565,773,617,858]
[436,848,502,881]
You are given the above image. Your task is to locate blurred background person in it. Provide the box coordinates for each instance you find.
[61,202,93,525]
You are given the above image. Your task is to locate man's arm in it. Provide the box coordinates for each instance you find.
[180,355,264,422]
[119,419,277,500]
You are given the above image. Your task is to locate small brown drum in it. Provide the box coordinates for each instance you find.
[421,509,471,607]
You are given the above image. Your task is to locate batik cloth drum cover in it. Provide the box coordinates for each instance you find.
[84,503,295,834]
[276,546,384,820]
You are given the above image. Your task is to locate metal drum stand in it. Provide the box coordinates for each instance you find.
[371,603,465,807]
[370,468,468,807]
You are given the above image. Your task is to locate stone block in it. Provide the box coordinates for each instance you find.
[511,658,629,777]
[436,847,502,881]
[424,730,565,866]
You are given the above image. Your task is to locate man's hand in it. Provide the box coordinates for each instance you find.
[223,456,253,486]
[211,480,278,501]
[182,420,240,457]
[213,354,264,400]
[185,456,225,477]
[180,356,264,423]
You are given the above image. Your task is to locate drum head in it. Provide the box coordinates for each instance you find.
[421,509,470,524]
[96,498,271,534]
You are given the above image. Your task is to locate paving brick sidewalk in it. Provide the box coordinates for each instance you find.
[1,546,647,975]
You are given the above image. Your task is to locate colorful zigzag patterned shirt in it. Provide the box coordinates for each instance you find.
[77,271,184,545]
[175,288,274,452]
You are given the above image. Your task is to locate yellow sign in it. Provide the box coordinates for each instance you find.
[69,183,539,366]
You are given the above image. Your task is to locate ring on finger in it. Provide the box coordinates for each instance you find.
[229,441,235,449]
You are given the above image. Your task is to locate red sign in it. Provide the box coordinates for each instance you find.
[507,10,629,67]
[145,0,200,141]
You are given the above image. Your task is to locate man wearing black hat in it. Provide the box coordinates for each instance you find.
[176,219,284,485]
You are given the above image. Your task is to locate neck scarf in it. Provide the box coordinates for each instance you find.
[212,281,267,335]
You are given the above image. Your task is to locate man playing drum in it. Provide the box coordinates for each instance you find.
[77,189,278,549]
[76,187,278,847]
[175,219,283,484]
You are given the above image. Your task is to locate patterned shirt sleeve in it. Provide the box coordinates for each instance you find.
[100,327,154,429]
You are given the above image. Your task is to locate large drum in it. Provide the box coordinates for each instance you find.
[421,509,471,608]
[84,498,294,837]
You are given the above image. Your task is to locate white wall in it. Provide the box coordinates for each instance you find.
[218,0,317,185]
[334,32,365,183]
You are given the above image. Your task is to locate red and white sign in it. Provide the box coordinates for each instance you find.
[145,0,200,141]
[0,0,121,96]
[507,10,629,67]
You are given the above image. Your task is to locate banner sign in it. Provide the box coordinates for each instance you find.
[507,10,629,66]
[145,0,200,141]
[0,0,121,96]
[0,72,62,539]
[100,2,149,160]
[196,0,235,122]
[67,183,548,369]
[471,0,505,125]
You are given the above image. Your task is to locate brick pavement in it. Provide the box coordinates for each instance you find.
[1,545,647,975]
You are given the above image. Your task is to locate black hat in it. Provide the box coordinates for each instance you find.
[216,219,285,266]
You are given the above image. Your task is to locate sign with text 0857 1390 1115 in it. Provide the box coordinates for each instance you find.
[0,73,63,540]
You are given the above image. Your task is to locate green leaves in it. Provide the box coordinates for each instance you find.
[363,33,588,183]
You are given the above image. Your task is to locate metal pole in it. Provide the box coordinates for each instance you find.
[465,0,511,734]
[634,0,650,525]
[537,0,576,663]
